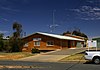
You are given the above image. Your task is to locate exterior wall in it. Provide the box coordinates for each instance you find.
[67,40,80,48]
[22,33,83,52]
[92,38,100,48]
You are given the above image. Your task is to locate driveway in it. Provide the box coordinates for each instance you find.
[18,48,86,62]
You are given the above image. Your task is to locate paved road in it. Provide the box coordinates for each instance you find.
[19,48,86,62]
[0,60,100,70]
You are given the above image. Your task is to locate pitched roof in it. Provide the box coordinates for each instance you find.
[23,32,84,41]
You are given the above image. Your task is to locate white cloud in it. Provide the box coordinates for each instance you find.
[0,16,9,22]
[93,7,100,11]
[0,31,9,34]
[1,18,9,22]
[69,5,100,20]
[86,0,94,3]
[81,6,94,13]
[69,9,80,12]
[81,18,96,20]
[1,6,20,12]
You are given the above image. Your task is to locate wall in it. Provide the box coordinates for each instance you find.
[92,38,100,48]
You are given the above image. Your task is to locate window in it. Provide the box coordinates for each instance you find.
[34,41,40,46]
[47,41,54,46]
[33,38,41,41]
[24,43,28,47]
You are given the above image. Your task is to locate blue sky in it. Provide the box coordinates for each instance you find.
[0,0,100,38]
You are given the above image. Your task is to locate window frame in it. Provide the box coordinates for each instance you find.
[34,41,40,46]
[46,41,54,46]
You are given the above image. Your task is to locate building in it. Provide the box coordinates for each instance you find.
[22,32,85,52]
[92,37,100,48]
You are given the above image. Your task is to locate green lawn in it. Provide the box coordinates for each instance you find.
[0,52,35,60]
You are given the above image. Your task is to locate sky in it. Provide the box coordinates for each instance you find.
[0,0,100,39]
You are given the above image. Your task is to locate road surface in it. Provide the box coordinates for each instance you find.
[0,60,100,70]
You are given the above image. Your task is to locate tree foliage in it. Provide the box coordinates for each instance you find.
[63,30,88,38]
[0,22,24,52]
[13,21,22,38]
[9,37,24,52]
[0,33,4,51]
[63,31,71,35]
[72,30,88,38]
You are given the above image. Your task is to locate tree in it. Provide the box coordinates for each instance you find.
[9,37,24,52]
[63,29,88,38]
[72,30,88,38]
[13,21,22,38]
[9,21,24,52]
[0,33,4,51]
[63,31,71,35]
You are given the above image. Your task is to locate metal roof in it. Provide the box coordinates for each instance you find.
[36,32,84,41]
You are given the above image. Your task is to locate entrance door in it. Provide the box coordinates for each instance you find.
[68,40,71,48]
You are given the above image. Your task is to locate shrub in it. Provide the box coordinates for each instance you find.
[31,48,40,54]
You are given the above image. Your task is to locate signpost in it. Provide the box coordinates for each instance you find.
[87,40,97,51]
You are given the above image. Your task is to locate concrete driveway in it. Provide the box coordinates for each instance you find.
[18,48,86,62]
[18,54,69,62]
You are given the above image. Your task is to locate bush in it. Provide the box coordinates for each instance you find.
[31,48,40,54]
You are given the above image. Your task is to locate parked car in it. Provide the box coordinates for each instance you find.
[85,50,100,64]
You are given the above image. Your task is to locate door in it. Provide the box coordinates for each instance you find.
[68,40,71,48]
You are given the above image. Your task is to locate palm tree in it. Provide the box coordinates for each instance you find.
[13,21,22,38]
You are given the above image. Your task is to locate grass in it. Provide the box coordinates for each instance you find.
[60,53,86,62]
[0,52,35,60]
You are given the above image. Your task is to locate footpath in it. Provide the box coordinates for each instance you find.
[18,48,86,62]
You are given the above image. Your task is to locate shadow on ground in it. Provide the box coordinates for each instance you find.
[83,61,100,65]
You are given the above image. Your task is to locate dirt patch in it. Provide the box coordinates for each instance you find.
[0,56,5,58]
[0,65,45,69]
[0,52,35,60]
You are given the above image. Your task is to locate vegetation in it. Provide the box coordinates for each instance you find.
[0,52,34,60]
[13,21,22,38]
[31,48,40,53]
[9,37,24,52]
[0,21,24,52]
[9,21,24,52]
[63,29,88,38]
[0,33,4,51]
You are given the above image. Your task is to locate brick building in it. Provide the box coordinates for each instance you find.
[22,32,84,52]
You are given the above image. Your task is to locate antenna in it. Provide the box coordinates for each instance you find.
[21,31,26,38]
[49,10,59,33]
